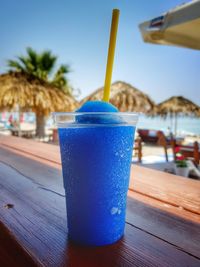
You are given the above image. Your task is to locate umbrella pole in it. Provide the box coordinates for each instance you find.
[169,114,173,139]
[174,113,178,137]
[18,105,22,137]
[170,114,173,134]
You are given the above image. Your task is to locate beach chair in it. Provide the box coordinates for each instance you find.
[171,140,200,166]
[134,137,142,163]
[156,131,172,162]
[138,129,171,162]
[138,129,159,144]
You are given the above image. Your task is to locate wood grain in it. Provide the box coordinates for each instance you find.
[1,136,200,266]
[0,221,39,267]
[0,149,200,266]
[0,135,61,165]
[127,191,200,258]
[129,165,200,215]
[1,136,200,218]
[1,146,199,223]
[128,191,200,223]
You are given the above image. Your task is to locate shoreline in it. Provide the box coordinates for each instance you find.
[0,126,200,143]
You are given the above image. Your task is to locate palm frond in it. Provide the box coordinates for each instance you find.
[52,64,71,90]
[6,48,71,92]
[56,64,70,75]
[40,51,57,73]
[26,47,39,67]
[7,60,24,72]
[18,55,35,73]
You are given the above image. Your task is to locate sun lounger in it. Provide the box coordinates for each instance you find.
[138,129,172,162]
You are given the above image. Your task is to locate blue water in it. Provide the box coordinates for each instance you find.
[2,112,199,136]
[59,125,135,246]
[138,115,200,136]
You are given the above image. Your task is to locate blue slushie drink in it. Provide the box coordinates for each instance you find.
[55,101,137,246]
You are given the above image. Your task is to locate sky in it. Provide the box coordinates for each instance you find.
[1,0,200,104]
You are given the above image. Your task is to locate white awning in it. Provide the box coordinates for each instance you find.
[139,0,200,50]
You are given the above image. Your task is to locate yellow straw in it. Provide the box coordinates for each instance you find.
[103,9,120,102]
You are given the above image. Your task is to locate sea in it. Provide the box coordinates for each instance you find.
[137,115,200,137]
[1,112,200,137]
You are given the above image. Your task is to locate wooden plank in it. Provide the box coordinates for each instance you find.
[1,136,200,216]
[129,165,200,215]
[128,191,200,223]
[0,135,61,165]
[1,147,199,223]
[0,146,64,194]
[127,191,200,258]
[0,161,200,267]
[0,221,38,267]
[0,149,200,265]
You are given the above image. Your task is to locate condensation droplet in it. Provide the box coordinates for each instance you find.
[111,207,119,215]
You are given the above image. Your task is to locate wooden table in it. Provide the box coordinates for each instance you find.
[0,136,200,267]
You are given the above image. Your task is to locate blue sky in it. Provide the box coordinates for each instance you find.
[1,0,200,104]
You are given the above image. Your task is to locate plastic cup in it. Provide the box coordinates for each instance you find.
[54,112,138,246]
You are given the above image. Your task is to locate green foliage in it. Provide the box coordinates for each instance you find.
[51,64,71,93]
[175,160,187,168]
[7,47,72,94]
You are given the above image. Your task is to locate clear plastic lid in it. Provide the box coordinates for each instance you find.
[53,112,138,128]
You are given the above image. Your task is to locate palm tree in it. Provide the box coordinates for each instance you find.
[8,47,71,92]
[5,48,75,137]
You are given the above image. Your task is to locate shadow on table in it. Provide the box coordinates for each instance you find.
[61,237,125,267]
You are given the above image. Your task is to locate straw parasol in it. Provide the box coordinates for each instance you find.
[157,96,200,136]
[80,81,155,114]
[0,72,78,137]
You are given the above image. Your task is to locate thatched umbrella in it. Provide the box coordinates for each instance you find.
[0,72,78,137]
[157,96,200,136]
[80,81,155,114]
